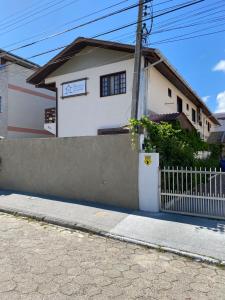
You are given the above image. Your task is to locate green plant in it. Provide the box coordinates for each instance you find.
[129,116,220,168]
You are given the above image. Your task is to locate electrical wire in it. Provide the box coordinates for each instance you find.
[27,0,204,59]
[8,0,151,52]
[0,0,80,37]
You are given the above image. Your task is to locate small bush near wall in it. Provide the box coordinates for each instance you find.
[130,117,221,169]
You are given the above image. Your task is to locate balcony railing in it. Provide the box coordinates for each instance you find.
[45,107,56,124]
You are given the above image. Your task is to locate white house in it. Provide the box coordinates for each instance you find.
[0,50,56,139]
[27,37,219,139]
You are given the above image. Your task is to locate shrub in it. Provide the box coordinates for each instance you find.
[129,116,220,168]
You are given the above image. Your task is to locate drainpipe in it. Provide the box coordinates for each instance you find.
[139,57,164,151]
[143,58,164,116]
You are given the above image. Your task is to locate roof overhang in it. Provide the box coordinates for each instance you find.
[0,49,39,70]
[27,37,219,125]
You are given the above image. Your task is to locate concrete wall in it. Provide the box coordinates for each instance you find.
[0,134,139,209]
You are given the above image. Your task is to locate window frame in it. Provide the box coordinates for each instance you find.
[100,71,126,98]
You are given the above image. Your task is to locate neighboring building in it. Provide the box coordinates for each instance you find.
[27,37,219,139]
[208,113,225,157]
[0,50,56,139]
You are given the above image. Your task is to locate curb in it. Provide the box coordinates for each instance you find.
[0,206,224,267]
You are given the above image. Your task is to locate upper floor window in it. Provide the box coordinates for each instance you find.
[168,88,172,98]
[177,96,183,113]
[186,103,189,111]
[100,71,126,97]
[192,108,196,123]
[208,122,211,132]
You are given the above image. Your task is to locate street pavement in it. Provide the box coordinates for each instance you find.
[0,191,225,262]
[0,212,225,299]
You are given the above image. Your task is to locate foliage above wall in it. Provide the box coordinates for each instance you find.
[130,117,221,168]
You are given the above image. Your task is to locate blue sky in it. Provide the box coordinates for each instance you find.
[1,0,225,113]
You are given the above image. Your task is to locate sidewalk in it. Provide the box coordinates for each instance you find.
[0,190,225,263]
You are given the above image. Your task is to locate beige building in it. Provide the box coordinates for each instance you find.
[27,37,219,139]
[0,50,56,139]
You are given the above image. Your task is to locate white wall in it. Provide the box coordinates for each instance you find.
[46,47,134,137]
[7,64,56,138]
[45,46,215,139]
[0,65,8,137]
[147,67,212,139]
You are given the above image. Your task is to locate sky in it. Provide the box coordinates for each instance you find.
[0,0,225,113]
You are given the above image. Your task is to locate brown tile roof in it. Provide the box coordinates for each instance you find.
[150,112,182,122]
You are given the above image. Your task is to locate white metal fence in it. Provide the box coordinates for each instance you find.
[160,167,225,219]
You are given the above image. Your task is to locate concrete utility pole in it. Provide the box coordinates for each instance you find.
[131,0,144,119]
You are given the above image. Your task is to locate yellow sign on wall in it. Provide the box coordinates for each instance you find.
[144,155,152,166]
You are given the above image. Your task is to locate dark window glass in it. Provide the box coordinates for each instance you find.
[168,88,172,98]
[177,96,183,113]
[192,108,196,123]
[100,72,126,97]
[186,103,189,111]
[208,122,211,132]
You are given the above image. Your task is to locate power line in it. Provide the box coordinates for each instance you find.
[155,0,225,30]
[8,0,151,52]
[0,0,80,37]
[0,0,57,26]
[28,0,204,60]
[0,32,136,78]
[0,0,204,78]
[2,0,130,50]
[151,12,225,36]
[3,0,174,51]
[151,27,225,45]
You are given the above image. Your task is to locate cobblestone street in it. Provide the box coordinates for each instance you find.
[0,213,224,299]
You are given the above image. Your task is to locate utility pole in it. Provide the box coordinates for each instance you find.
[131,0,144,119]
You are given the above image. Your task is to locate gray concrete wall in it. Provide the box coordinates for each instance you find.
[0,134,139,209]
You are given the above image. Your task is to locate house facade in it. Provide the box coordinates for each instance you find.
[0,50,56,139]
[27,38,219,139]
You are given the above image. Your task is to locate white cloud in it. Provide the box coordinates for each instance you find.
[213,60,225,73]
[215,91,225,113]
[202,95,210,103]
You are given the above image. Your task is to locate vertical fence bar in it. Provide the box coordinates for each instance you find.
[172,168,175,195]
[164,167,166,193]
[210,167,212,197]
[200,167,202,196]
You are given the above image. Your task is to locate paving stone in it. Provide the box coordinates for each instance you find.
[0,212,224,299]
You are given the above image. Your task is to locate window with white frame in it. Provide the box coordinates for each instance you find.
[100,71,126,97]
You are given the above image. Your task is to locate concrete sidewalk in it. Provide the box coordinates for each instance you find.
[0,190,225,263]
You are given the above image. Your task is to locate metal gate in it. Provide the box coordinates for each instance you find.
[160,167,225,219]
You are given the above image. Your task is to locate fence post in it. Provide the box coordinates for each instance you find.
[138,152,160,212]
